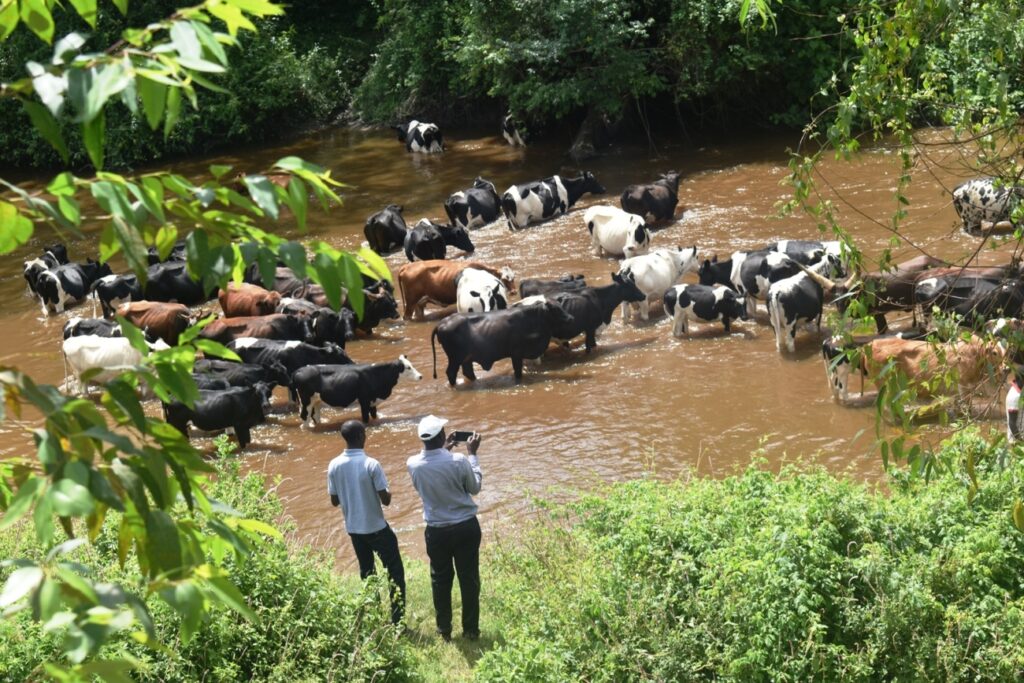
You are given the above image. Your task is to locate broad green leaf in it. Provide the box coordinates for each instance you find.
[36,429,61,469]
[0,566,43,608]
[67,0,97,28]
[144,510,182,578]
[22,101,68,163]
[209,164,232,179]
[116,316,150,356]
[178,314,214,344]
[53,565,98,604]
[99,223,121,262]
[232,0,285,17]
[20,0,54,43]
[192,338,240,361]
[111,0,128,15]
[47,172,75,196]
[170,21,201,60]
[0,476,42,532]
[52,32,86,64]
[57,196,80,227]
[138,76,167,131]
[236,517,282,540]
[27,61,67,115]
[34,577,61,622]
[33,490,53,546]
[243,175,279,219]
[0,2,19,41]
[51,478,95,517]
[203,576,255,621]
[82,111,105,170]
[77,660,136,683]
[206,1,255,35]
[287,177,308,231]
[355,246,393,284]
[1014,499,1024,532]
[274,156,326,174]
[339,254,364,318]
[153,224,178,259]
[311,252,342,310]
[45,538,86,563]
[163,85,181,139]
[140,176,166,223]
[191,20,227,65]
[112,215,149,276]
[278,241,306,275]
[0,199,34,254]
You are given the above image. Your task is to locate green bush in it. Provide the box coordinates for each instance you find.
[0,438,412,682]
[477,429,1024,682]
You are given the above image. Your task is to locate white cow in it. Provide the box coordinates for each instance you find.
[455,268,510,314]
[618,246,700,321]
[584,205,651,259]
[62,334,169,394]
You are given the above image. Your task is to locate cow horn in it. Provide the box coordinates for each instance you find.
[794,261,837,292]
[365,289,382,300]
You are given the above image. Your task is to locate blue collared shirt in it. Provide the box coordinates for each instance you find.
[407,448,482,527]
[327,449,389,535]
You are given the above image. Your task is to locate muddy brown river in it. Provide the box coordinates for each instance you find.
[0,126,999,567]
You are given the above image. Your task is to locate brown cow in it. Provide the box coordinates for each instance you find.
[396,260,515,321]
[199,314,312,345]
[219,283,282,318]
[117,301,191,345]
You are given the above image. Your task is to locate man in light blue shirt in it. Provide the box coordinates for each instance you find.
[328,420,405,624]
[407,414,483,642]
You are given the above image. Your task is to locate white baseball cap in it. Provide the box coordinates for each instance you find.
[417,414,448,440]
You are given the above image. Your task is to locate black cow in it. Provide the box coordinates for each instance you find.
[163,386,266,449]
[145,261,215,306]
[502,114,526,147]
[697,256,734,289]
[146,241,187,265]
[23,243,69,294]
[519,274,587,298]
[277,299,358,346]
[346,282,400,335]
[444,177,502,230]
[535,273,646,352]
[292,355,423,426]
[394,120,443,153]
[620,171,682,221]
[916,275,1024,324]
[404,219,475,262]
[92,273,143,318]
[62,317,122,339]
[193,358,289,408]
[199,313,313,346]
[364,204,408,255]
[663,284,748,336]
[501,172,606,229]
[36,260,113,315]
[430,300,575,385]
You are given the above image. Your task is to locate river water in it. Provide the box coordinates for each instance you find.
[0,126,998,566]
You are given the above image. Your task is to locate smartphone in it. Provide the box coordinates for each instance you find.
[450,430,474,442]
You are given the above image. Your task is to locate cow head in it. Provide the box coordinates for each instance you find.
[253,381,275,411]
[821,337,852,401]
[698,256,718,286]
[670,245,699,278]
[364,287,400,322]
[580,171,606,196]
[490,283,508,310]
[397,354,423,382]
[23,258,46,293]
[498,266,516,293]
[83,259,114,282]
[611,272,646,303]
[659,171,682,193]
[441,224,475,253]
[267,360,291,387]
[733,295,750,321]
[45,243,68,265]
[622,218,651,259]
[473,176,497,196]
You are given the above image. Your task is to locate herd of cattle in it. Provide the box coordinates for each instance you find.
[18,124,1024,450]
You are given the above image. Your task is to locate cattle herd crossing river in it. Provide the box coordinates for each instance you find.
[0,126,1006,566]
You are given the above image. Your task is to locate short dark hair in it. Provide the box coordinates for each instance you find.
[340,420,366,446]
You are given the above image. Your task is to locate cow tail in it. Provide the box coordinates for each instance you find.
[430,326,439,379]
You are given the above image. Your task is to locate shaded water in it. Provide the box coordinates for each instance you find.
[0,126,997,566]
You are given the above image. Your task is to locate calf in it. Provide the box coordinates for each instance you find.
[526,273,646,351]
[953,177,1024,235]
[219,282,282,317]
[502,114,525,147]
[394,120,444,153]
[117,301,192,346]
[445,177,502,229]
[364,204,408,254]
[145,261,215,306]
[199,313,312,346]
[766,258,842,353]
[92,273,143,319]
[619,171,681,221]
[519,274,587,298]
[62,334,168,393]
[617,246,700,321]
[502,172,606,229]
[404,219,475,262]
[431,300,575,385]
[37,260,113,315]
[23,243,68,294]
[456,268,510,314]
[585,205,651,258]
[163,386,266,449]
[397,259,516,320]
[293,355,422,426]
[663,284,748,336]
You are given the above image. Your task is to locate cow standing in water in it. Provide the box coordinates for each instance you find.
[620,171,682,221]
[444,177,502,229]
[501,172,606,229]
[502,114,526,147]
[394,120,444,153]
[952,177,1024,235]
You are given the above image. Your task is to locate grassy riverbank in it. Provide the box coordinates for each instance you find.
[4,429,1024,681]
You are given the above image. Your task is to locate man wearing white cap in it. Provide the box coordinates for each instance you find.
[407,414,483,642]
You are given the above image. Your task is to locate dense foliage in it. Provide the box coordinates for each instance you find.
[0,439,412,682]
[476,429,1024,681]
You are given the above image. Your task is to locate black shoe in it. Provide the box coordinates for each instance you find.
[463,631,480,641]
[439,631,452,642]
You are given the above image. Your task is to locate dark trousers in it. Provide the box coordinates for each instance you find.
[424,516,481,635]
[350,524,406,624]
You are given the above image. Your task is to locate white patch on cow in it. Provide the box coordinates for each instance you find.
[457,268,509,314]
[514,295,546,307]
[232,337,259,349]
[283,340,302,349]
[619,247,699,321]
[399,354,423,381]
[62,335,145,393]
[585,205,650,258]
[98,273,119,285]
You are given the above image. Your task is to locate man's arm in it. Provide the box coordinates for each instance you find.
[378,490,392,506]
[463,433,483,494]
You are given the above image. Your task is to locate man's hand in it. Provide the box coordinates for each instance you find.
[444,431,458,450]
[467,432,482,456]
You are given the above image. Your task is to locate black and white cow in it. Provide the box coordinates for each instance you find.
[62,316,123,339]
[293,355,423,426]
[584,205,651,258]
[227,337,352,403]
[455,268,510,314]
[37,260,113,315]
[394,120,444,153]
[145,261,215,306]
[953,177,1024,235]
[519,274,587,298]
[23,243,69,294]
[404,219,475,262]
[501,172,606,230]
[767,257,842,354]
[619,171,682,221]
[502,113,526,147]
[92,273,143,318]
[163,386,266,449]
[663,284,748,337]
[364,204,408,255]
[766,239,846,274]
[731,250,802,317]
[430,300,575,385]
[617,246,700,321]
[444,177,502,229]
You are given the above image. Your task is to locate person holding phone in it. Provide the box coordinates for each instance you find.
[407,414,483,642]
[328,420,406,625]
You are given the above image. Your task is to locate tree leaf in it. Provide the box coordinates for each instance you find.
[138,76,167,131]
[163,85,181,139]
[50,478,95,517]
[0,2,19,41]
[286,177,308,231]
[82,110,105,171]
[110,0,128,16]
[1014,499,1024,532]
[339,254,364,318]
[0,566,43,609]
[20,0,54,43]
[0,199,35,254]
[203,576,255,621]
[278,241,306,275]
[21,100,69,163]
[67,0,97,28]
[144,510,182,579]
[0,477,42,532]
[355,246,393,284]
[192,338,240,361]
[243,175,279,220]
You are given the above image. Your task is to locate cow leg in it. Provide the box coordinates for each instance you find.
[786,324,797,353]
[512,357,524,383]
[445,359,461,386]
[585,330,596,353]
[621,301,631,322]
[235,425,251,449]
[359,398,371,424]
[640,299,650,321]
[723,317,731,334]
[460,361,477,382]
[874,313,889,334]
